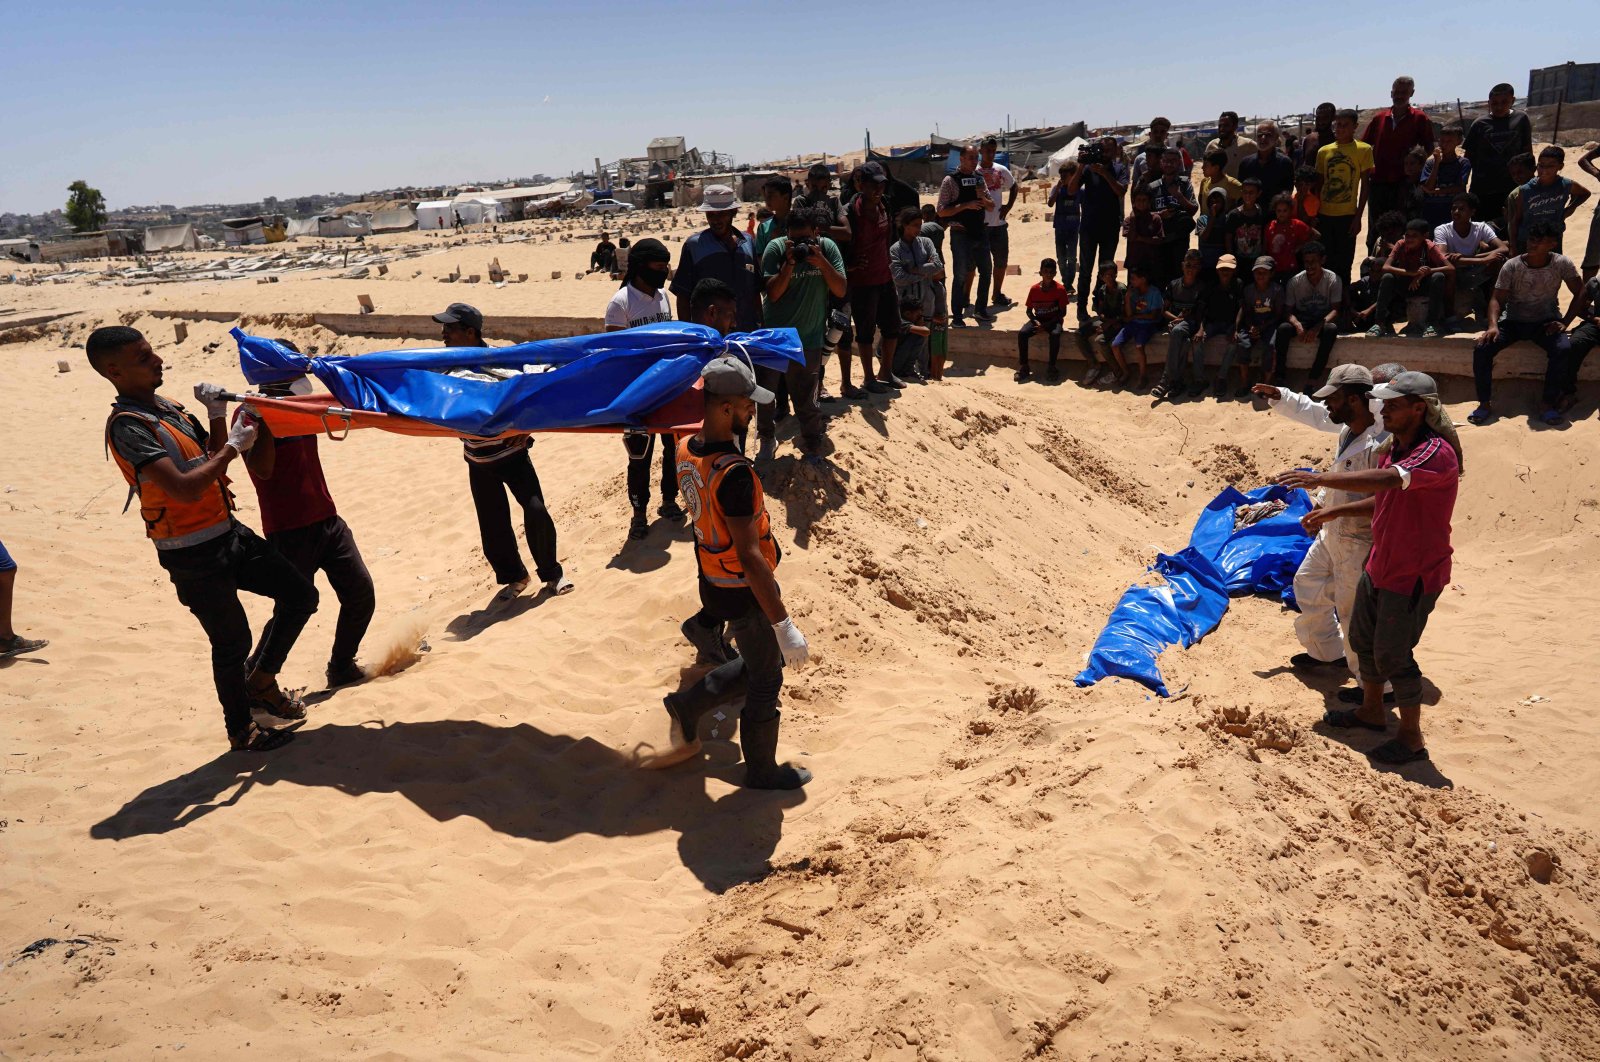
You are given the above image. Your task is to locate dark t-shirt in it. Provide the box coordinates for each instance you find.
[668,228,763,330]
[1239,151,1296,203]
[1080,161,1128,230]
[1199,276,1245,328]
[237,416,338,536]
[1225,206,1267,260]
[1464,112,1533,197]
[688,435,779,619]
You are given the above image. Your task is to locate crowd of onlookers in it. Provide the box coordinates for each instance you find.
[614,77,1600,437]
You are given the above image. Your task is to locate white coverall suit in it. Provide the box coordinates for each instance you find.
[1270,389,1387,679]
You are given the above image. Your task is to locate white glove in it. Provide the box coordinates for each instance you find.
[773,617,809,669]
[194,382,230,419]
[226,417,258,455]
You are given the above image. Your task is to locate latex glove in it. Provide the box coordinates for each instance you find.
[226,417,258,455]
[194,382,230,419]
[773,617,809,669]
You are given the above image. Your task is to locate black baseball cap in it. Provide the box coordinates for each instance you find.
[859,160,888,184]
[433,303,483,330]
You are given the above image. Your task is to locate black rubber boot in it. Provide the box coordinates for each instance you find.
[739,713,811,790]
[664,691,712,744]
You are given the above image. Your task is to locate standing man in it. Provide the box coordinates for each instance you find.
[1464,83,1534,228]
[1298,102,1339,166]
[605,239,684,539]
[937,145,996,327]
[1149,147,1199,286]
[88,325,316,753]
[0,539,48,659]
[1070,136,1128,318]
[223,356,374,690]
[1129,117,1190,193]
[644,357,813,790]
[758,207,844,460]
[1315,108,1375,297]
[669,185,763,333]
[1206,111,1259,179]
[1362,77,1436,252]
[844,161,903,393]
[1240,121,1296,204]
[436,304,574,598]
[978,137,1019,308]
[1254,364,1389,687]
[1280,372,1460,766]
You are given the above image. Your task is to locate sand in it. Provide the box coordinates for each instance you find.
[2,167,1599,1061]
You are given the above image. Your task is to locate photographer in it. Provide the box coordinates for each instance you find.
[758,207,845,461]
[1070,135,1128,317]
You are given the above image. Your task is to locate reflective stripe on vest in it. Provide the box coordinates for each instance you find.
[106,404,234,550]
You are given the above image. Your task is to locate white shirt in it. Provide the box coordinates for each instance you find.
[979,162,1015,227]
[1432,220,1499,256]
[604,283,672,329]
[1269,387,1388,541]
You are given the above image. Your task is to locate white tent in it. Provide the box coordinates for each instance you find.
[318,214,372,238]
[223,221,266,247]
[1043,137,1087,178]
[370,208,417,233]
[286,216,321,239]
[417,200,454,230]
[453,197,502,225]
[143,222,198,252]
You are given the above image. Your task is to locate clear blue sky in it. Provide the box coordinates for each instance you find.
[2,0,1584,215]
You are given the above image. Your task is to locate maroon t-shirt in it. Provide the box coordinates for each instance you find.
[1362,107,1436,183]
[847,198,893,285]
[244,429,338,535]
[1367,429,1458,595]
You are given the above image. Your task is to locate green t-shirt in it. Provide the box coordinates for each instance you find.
[1315,140,1374,217]
[754,214,788,260]
[760,235,844,351]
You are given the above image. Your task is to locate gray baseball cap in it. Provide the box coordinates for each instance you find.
[1371,370,1438,399]
[1313,363,1374,398]
[702,355,774,404]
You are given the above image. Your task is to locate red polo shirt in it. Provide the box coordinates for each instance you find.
[1362,107,1436,183]
[1366,428,1458,595]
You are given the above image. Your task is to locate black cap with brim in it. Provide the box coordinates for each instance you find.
[433,303,483,330]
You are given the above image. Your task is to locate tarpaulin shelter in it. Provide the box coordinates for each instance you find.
[369,208,417,233]
[452,197,502,225]
[1074,484,1314,697]
[222,215,287,246]
[285,216,321,239]
[143,222,198,252]
[318,213,373,238]
[1002,123,1087,175]
[231,322,806,440]
[416,200,454,230]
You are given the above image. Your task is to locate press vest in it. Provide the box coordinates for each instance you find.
[677,438,777,588]
[106,400,234,550]
[953,171,988,237]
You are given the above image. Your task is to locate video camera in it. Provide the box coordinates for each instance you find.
[1078,142,1107,166]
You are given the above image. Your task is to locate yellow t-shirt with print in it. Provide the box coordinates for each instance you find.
[1316,140,1374,218]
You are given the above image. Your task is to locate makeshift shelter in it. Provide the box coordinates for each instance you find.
[869,143,951,189]
[222,215,286,246]
[452,197,502,225]
[40,232,112,261]
[286,216,321,239]
[143,222,198,252]
[369,208,417,233]
[1,237,40,263]
[318,213,373,238]
[417,200,455,230]
[1002,124,1088,175]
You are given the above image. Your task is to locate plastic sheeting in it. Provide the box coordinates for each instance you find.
[1074,484,1315,697]
[232,321,805,436]
[143,223,198,252]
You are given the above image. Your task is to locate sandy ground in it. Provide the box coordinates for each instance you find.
[3,163,1600,1060]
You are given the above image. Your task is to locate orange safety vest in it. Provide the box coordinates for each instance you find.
[676,437,777,588]
[105,399,235,551]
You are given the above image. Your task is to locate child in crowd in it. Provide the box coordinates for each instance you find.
[1225,179,1268,266]
[1222,256,1283,397]
[1016,258,1072,382]
[1369,217,1454,338]
[1419,123,1471,227]
[1047,161,1081,296]
[1508,145,1591,256]
[1193,254,1244,397]
[1349,212,1407,330]
[1197,187,1230,277]
[1266,192,1315,283]
[1113,265,1165,390]
[894,294,931,382]
[1079,263,1127,387]
[1294,166,1321,228]
[1121,186,1165,284]
[1401,147,1429,221]
[1502,152,1536,242]
[1433,192,1508,328]
[1154,250,1205,400]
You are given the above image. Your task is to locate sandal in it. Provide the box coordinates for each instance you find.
[545,574,575,596]
[0,635,48,660]
[1322,708,1387,732]
[1539,408,1564,426]
[1151,383,1170,400]
[1467,404,1494,426]
[248,680,307,728]
[1369,738,1429,765]
[230,723,296,754]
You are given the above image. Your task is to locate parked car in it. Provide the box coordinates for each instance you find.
[586,200,635,215]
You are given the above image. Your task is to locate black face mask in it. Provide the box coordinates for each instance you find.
[647,267,670,288]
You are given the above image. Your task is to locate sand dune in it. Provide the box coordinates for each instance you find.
[4,191,1600,1059]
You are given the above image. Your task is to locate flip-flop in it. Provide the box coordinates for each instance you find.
[1467,405,1494,426]
[1369,739,1429,765]
[1540,409,1564,426]
[0,636,48,660]
[1322,708,1388,732]
[230,725,296,754]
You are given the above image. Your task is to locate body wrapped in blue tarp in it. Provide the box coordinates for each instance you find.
[1074,484,1315,696]
[232,322,804,435]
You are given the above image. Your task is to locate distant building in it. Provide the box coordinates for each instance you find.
[1528,62,1600,107]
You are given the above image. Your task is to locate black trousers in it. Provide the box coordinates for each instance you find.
[1319,215,1359,295]
[675,605,783,728]
[757,348,824,444]
[624,432,678,511]
[467,451,562,585]
[253,515,374,670]
[1273,320,1339,379]
[169,526,319,739]
[1018,319,1064,369]
[1375,272,1449,327]
[1077,225,1121,314]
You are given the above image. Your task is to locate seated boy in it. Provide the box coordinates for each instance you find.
[1079,263,1127,387]
[1369,218,1454,338]
[1017,258,1071,382]
[1112,265,1164,390]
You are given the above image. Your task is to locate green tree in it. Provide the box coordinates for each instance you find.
[65,180,107,233]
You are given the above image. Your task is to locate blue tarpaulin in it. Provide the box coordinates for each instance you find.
[1074,484,1315,697]
[232,322,804,435]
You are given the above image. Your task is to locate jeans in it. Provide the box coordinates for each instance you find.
[987,223,1011,288]
[1077,225,1120,313]
[950,226,991,317]
[1319,215,1359,295]
[1053,228,1079,289]
[674,605,784,731]
[757,347,825,446]
[467,450,562,585]
[169,526,319,739]
[1162,320,1198,385]
[1017,318,1063,370]
[1076,318,1120,363]
[254,515,373,672]
[1472,320,1569,405]
[1273,320,1339,378]
[1348,572,1439,706]
[624,432,678,511]
[1374,272,1448,327]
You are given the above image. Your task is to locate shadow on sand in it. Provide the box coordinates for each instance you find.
[89,718,803,893]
